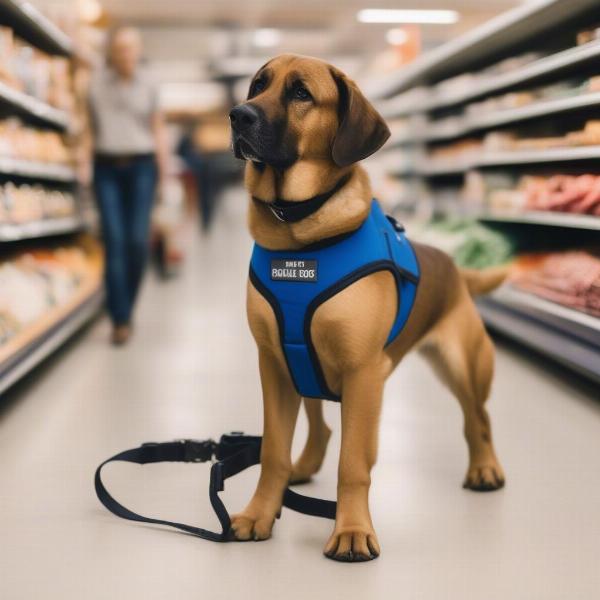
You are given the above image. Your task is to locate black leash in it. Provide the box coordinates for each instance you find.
[253,173,351,224]
[95,432,336,542]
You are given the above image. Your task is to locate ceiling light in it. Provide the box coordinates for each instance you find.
[357,9,459,24]
[386,28,408,45]
[252,28,282,48]
[78,0,102,23]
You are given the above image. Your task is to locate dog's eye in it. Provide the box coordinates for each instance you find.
[252,80,266,95]
[294,86,311,101]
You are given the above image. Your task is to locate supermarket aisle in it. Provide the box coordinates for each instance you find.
[1,188,599,600]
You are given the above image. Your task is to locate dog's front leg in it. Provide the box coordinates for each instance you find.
[231,348,301,541]
[324,363,384,562]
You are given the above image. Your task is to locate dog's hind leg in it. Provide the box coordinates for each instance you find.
[230,348,301,541]
[421,299,505,492]
[290,398,332,484]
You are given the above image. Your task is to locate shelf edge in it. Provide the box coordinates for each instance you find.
[0,80,70,129]
[0,216,84,242]
[477,295,600,384]
[0,286,104,395]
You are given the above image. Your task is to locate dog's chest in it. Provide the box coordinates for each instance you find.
[248,269,397,393]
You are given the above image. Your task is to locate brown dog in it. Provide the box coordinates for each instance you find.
[229,54,506,562]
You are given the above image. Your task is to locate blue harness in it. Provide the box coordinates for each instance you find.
[249,200,420,401]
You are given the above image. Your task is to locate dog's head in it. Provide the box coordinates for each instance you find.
[230,54,390,170]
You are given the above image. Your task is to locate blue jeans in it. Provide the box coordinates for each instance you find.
[94,155,157,325]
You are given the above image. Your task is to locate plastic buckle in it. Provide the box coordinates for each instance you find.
[386,215,405,233]
[269,205,287,222]
[179,439,217,463]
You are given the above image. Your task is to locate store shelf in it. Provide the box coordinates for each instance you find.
[494,285,599,342]
[387,167,416,179]
[437,202,600,230]
[377,88,429,119]
[378,35,600,118]
[0,285,104,395]
[419,122,465,143]
[425,39,600,112]
[0,215,84,242]
[0,157,76,181]
[0,80,70,129]
[418,160,469,176]
[475,209,600,230]
[477,286,600,383]
[381,0,600,384]
[420,146,600,176]
[0,1,92,397]
[478,146,600,166]
[419,91,600,143]
[0,0,73,56]
[473,90,600,130]
[383,131,414,149]
[368,0,599,99]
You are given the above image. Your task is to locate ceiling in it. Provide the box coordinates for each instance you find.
[96,0,522,27]
[36,0,530,87]
[93,0,526,64]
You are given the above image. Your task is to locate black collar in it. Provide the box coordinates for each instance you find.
[253,174,351,224]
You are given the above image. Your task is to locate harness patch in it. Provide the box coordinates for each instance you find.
[271,259,317,282]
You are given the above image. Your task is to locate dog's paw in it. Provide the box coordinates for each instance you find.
[323,527,380,562]
[463,462,505,492]
[230,512,275,541]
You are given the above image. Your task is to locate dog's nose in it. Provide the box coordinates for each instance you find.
[229,104,259,132]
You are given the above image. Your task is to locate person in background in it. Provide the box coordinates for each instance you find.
[177,118,242,230]
[79,26,169,345]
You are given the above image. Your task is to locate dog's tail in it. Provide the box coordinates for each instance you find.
[460,265,511,297]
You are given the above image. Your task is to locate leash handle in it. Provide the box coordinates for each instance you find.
[94,433,336,543]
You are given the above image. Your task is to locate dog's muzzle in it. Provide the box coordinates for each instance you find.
[230,104,262,161]
[230,104,259,134]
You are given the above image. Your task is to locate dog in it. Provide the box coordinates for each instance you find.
[229,54,506,562]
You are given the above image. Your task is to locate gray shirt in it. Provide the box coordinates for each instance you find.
[89,68,158,155]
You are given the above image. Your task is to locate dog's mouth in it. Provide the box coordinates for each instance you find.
[232,136,263,163]
[231,129,297,170]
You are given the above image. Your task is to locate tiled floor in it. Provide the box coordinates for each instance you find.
[1,188,599,599]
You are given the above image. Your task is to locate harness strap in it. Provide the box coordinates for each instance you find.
[94,433,336,543]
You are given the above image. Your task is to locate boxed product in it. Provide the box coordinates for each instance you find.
[0,118,72,163]
[0,182,76,224]
[0,238,102,350]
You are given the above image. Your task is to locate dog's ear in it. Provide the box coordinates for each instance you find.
[330,69,390,167]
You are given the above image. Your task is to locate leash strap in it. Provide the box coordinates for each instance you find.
[94,433,336,542]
